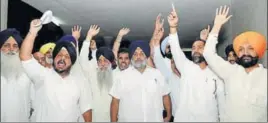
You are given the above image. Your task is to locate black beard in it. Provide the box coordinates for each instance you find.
[192,53,206,64]
[237,55,258,68]
[165,51,173,59]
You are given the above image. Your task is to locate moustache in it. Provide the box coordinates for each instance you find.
[57,59,66,65]
[120,62,126,65]
[7,51,17,55]
[240,55,252,60]
[192,52,202,56]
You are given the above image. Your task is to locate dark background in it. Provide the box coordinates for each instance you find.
[8,0,64,53]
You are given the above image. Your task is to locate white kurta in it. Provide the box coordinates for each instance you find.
[168,33,225,122]
[153,46,181,116]
[1,72,32,122]
[80,40,113,122]
[21,58,92,122]
[109,66,171,122]
[203,33,267,122]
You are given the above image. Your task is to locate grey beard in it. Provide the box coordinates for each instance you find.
[192,55,206,64]
[1,52,24,81]
[131,59,147,69]
[97,67,113,91]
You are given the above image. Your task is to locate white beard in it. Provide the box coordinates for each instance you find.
[97,65,113,92]
[1,52,24,81]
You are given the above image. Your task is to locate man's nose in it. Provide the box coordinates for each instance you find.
[9,46,16,52]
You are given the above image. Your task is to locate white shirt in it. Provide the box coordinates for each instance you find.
[21,58,92,122]
[109,66,171,122]
[168,73,181,116]
[153,46,180,116]
[203,33,267,122]
[1,71,32,122]
[168,33,225,122]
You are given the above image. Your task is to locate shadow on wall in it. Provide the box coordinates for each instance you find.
[8,0,64,53]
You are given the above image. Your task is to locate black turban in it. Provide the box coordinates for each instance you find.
[225,44,235,57]
[0,28,23,48]
[52,41,77,65]
[96,47,115,63]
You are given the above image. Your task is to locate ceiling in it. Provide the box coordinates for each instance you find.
[22,0,231,48]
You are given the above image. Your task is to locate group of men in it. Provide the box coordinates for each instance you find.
[1,5,267,122]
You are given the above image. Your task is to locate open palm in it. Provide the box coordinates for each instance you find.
[72,25,82,41]
[118,28,130,36]
[87,25,100,37]
[214,6,232,26]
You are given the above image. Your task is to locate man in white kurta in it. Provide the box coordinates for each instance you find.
[203,6,267,122]
[166,7,225,122]
[0,28,32,122]
[20,19,92,122]
[80,25,116,121]
[153,45,181,117]
[110,40,172,122]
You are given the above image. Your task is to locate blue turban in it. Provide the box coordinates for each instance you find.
[0,28,23,48]
[52,41,77,65]
[57,35,77,47]
[161,36,169,54]
[129,40,150,59]
[96,47,116,69]
[96,47,115,63]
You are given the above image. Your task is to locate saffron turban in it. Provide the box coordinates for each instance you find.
[233,31,266,58]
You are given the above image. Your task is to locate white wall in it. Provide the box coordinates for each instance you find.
[0,0,8,31]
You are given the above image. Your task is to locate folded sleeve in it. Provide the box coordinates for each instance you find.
[109,75,123,99]
[157,71,171,96]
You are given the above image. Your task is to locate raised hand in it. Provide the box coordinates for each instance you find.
[151,14,164,46]
[72,25,82,41]
[214,5,232,26]
[200,25,210,41]
[86,25,100,40]
[210,6,232,34]
[29,19,42,35]
[167,4,178,27]
[118,28,130,37]
[155,13,164,31]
